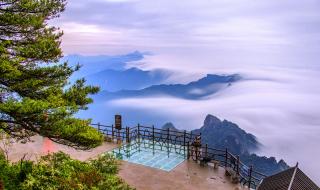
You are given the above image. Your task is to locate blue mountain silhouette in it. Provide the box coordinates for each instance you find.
[97,74,241,100]
[62,51,145,80]
[85,67,170,91]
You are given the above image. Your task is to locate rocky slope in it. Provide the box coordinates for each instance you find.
[162,114,289,176]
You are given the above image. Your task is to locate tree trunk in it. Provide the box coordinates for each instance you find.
[0,178,4,190]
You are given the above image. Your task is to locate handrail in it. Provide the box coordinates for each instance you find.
[91,123,267,189]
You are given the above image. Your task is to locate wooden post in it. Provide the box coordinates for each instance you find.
[225,148,228,168]
[248,165,253,189]
[236,155,240,175]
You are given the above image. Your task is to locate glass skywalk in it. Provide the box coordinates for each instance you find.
[109,140,186,171]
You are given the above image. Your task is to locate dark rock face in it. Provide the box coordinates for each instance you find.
[193,114,259,156]
[203,114,221,127]
[162,114,289,176]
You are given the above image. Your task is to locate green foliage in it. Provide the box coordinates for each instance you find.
[0,151,133,190]
[0,0,103,148]
[0,151,33,190]
[90,154,119,175]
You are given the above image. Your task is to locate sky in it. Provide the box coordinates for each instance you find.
[53,0,320,183]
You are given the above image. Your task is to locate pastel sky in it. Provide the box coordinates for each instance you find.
[55,0,320,73]
[53,0,320,183]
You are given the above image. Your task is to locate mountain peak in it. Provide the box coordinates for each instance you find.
[162,122,178,131]
[204,114,221,127]
[196,114,259,156]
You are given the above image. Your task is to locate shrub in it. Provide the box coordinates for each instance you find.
[0,151,133,190]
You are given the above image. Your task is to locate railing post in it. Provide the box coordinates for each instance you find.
[225,148,228,168]
[126,127,130,143]
[152,125,155,154]
[189,131,193,159]
[183,130,186,157]
[137,123,140,143]
[165,127,169,156]
[152,125,155,144]
[167,128,169,147]
[111,124,114,140]
[205,144,208,158]
[187,141,190,159]
[248,165,253,189]
[97,122,101,132]
[236,155,240,175]
[129,127,131,143]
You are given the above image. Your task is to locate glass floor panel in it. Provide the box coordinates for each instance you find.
[108,140,186,171]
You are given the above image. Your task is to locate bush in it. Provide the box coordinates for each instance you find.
[0,151,133,190]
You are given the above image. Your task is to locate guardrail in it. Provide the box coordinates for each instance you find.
[91,123,267,189]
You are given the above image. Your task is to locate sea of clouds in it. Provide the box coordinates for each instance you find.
[55,0,320,183]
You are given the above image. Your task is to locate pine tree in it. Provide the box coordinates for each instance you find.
[0,0,103,149]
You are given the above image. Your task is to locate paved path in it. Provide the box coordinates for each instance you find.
[119,159,247,190]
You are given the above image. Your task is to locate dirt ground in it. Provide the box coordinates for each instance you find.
[1,135,117,162]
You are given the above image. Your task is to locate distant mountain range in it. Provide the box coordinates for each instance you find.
[62,52,171,91]
[62,51,146,81]
[63,51,144,71]
[97,74,241,100]
[161,115,289,176]
[85,67,170,91]
[61,52,241,100]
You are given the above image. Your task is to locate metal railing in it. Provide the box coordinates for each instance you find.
[91,123,267,189]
